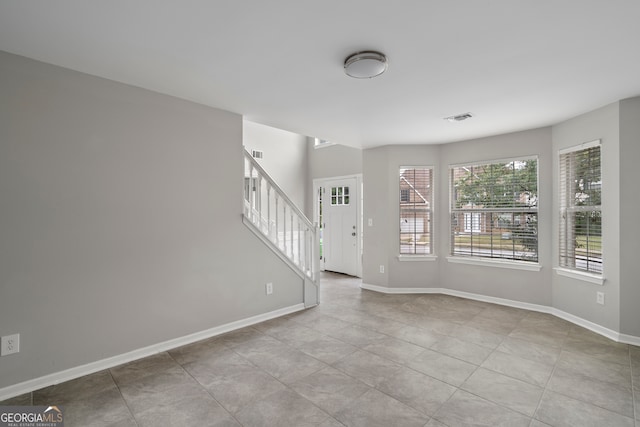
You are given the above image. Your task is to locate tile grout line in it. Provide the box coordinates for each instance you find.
[233,283,635,425]
[107,368,141,427]
[219,328,343,426]
[319,319,532,423]
[263,314,445,423]
[321,282,554,424]
[376,299,550,424]
[528,333,567,424]
[453,317,541,423]
[15,274,633,426]
[166,348,250,427]
[533,342,637,423]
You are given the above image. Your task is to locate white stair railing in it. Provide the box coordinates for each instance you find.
[243,149,319,301]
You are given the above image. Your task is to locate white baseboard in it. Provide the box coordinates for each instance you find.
[361,283,445,295]
[618,333,640,347]
[361,283,640,346]
[0,303,305,401]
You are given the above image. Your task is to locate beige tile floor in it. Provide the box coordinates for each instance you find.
[2,272,639,426]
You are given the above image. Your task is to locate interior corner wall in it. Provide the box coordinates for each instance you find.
[362,145,440,288]
[551,102,621,332]
[362,128,553,306]
[438,128,553,305]
[242,120,308,211]
[307,141,363,180]
[619,96,640,337]
[0,51,303,390]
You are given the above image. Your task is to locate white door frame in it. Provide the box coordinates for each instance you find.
[313,174,363,278]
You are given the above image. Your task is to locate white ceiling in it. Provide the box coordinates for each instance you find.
[1,1,639,148]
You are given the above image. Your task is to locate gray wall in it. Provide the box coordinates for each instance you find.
[362,130,553,305]
[362,147,392,287]
[2,49,636,392]
[243,120,308,210]
[438,128,553,305]
[551,102,620,331]
[242,124,363,221]
[0,51,303,389]
[363,145,441,288]
[361,113,637,335]
[618,97,640,337]
[308,141,363,180]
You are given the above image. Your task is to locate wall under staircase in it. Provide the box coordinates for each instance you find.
[243,149,320,307]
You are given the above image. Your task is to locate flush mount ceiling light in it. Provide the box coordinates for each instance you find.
[344,51,388,79]
[444,112,474,122]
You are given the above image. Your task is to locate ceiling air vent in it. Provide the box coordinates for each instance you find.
[251,150,264,159]
[444,112,473,122]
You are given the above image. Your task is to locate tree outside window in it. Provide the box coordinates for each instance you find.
[450,158,538,262]
[559,142,602,274]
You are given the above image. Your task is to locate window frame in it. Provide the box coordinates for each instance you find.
[330,186,350,206]
[399,166,434,258]
[448,155,540,267]
[557,140,603,280]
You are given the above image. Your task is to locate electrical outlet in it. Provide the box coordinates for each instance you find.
[379,265,385,273]
[1,334,20,356]
[265,282,273,295]
[596,291,605,305]
[368,218,373,227]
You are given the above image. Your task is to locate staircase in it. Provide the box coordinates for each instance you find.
[242,149,319,307]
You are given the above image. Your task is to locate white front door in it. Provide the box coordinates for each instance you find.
[321,177,359,277]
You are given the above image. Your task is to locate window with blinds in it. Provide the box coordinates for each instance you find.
[559,141,602,274]
[400,167,433,255]
[450,158,538,262]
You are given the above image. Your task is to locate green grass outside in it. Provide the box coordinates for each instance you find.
[575,235,602,256]
[453,233,525,250]
[453,233,601,255]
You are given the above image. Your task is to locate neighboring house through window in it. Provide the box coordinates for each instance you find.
[400,167,433,255]
[559,140,602,274]
[450,157,538,262]
[463,212,482,233]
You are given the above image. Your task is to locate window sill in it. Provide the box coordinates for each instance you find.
[554,268,604,285]
[398,255,437,262]
[446,256,542,271]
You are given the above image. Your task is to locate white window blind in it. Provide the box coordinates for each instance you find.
[400,167,432,255]
[559,141,602,274]
[449,158,538,262]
